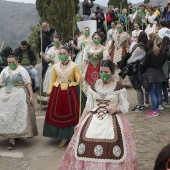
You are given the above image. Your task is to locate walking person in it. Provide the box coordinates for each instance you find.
[0,54,38,150]
[58,60,138,170]
[43,46,86,147]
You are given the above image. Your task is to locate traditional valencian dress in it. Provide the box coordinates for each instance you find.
[58,79,138,170]
[145,13,158,37]
[82,45,108,94]
[37,46,62,106]
[43,61,86,139]
[110,32,130,84]
[75,35,92,71]
[110,31,130,65]
[107,28,116,48]
[0,66,38,138]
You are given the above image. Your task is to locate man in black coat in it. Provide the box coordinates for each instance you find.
[82,0,94,20]
[162,0,170,19]
[14,41,39,92]
[37,22,53,78]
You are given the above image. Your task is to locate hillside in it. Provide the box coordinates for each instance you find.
[0,0,39,49]
[0,0,106,50]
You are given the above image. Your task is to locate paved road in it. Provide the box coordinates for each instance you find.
[0,65,169,170]
[0,88,134,170]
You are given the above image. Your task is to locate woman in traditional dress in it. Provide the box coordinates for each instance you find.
[107,21,117,41]
[110,22,130,65]
[58,60,138,170]
[82,32,109,94]
[107,21,117,48]
[37,35,63,106]
[130,23,142,52]
[110,22,131,83]
[43,46,85,148]
[0,54,38,150]
[75,27,92,70]
[145,7,158,37]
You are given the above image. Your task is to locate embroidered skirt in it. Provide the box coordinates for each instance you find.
[45,86,79,128]
[0,87,38,138]
[58,112,138,170]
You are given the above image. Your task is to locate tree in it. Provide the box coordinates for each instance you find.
[144,0,150,4]
[108,0,128,12]
[36,0,79,42]
[28,25,40,54]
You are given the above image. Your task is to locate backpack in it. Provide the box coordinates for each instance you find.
[117,43,146,70]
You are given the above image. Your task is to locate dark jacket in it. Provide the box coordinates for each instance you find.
[14,45,37,66]
[37,30,51,54]
[143,50,167,83]
[0,46,12,66]
[143,50,166,68]
[163,6,168,18]
[82,1,93,16]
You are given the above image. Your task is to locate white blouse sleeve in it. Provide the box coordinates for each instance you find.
[117,88,129,113]
[0,69,5,85]
[103,49,108,60]
[20,67,32,86]
[85,88,94,112]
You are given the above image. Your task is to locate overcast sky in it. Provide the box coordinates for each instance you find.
[7,0,144,6]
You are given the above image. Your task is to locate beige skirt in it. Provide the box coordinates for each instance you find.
[0,87,38,138]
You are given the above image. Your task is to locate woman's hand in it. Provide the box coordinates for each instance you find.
[107,107,119,115]
[40,51,45,58]
[30,96,34,105]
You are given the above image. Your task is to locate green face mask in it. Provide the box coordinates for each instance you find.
[111,25,115,29]
[9,63,17,70]
[93,39,100,44]
[117,28,123,33]
[59,54,68,62]
[134,26,138,30]
[54,42,60,47]
[84,31,90,36]
[100,73,111,83]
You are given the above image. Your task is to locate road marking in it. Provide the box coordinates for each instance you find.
[36,116,45,119]
[0,152,24,158]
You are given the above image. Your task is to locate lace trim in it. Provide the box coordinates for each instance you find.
[86,45,105,56]
[74,114,127,163]
[94,79,126,95]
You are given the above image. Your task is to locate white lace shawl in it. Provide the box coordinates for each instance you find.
[0,66,31,86]
[83,46,108,61]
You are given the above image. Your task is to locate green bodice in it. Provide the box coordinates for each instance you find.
[88,52,103,68]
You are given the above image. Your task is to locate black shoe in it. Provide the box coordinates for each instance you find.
[7,143,14,150]
[132,105,144,112]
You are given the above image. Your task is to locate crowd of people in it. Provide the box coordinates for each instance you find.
[0,0,170,169]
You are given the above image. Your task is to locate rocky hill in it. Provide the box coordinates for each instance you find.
[0,0,39,49]
[0,0,107,50]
